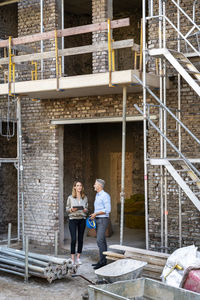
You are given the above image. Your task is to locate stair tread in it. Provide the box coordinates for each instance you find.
[185,69,200,75]
[169,50,185,58]
[186,180,200,183]
[177,59,191,64]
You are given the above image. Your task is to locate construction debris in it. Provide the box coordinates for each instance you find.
[0,247,77,283]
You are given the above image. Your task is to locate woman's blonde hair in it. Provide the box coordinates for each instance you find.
[72,181,85,198]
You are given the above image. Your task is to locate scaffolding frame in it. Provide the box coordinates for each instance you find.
[142,0,200,252]
[0,97,24,246]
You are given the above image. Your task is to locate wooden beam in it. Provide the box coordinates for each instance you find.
[0,43,35,54]
[0,18,130,48]
[0,0,19,6]
[0,39,138,65]
[109,245,169,259]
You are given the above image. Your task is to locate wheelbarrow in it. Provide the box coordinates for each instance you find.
[88,277,200,300]
[94,259,147,283]
[74,259,147,299]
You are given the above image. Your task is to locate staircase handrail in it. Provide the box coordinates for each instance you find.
[134,104,200,178]
[133,74,200,146]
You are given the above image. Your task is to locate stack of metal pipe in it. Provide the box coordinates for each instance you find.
[0,247,77,283]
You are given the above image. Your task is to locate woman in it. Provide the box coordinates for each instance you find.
[66,181,88,265]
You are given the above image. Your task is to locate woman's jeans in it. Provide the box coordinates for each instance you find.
[69,218,86,254]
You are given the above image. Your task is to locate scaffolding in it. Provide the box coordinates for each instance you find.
[138,0,200,252]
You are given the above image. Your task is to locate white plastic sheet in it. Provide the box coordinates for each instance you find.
[161,245,200,287]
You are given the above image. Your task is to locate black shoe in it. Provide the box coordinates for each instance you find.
[91,262,98,267]
[93,262,107,270]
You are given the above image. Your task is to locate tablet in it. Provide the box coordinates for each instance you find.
[73,206,84,210]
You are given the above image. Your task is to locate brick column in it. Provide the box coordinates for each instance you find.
[17,0,61,246]
[18,0,60,79]
[92,0,112,73]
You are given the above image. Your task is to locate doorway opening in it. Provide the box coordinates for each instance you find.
[0,122,17,241]
[63,121,145,246]
[63,0,92,76]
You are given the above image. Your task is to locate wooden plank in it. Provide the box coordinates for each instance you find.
[125,251,167,266]
[103,251,125,259]
[144,264,163,274]
[106,256,118,261]
[104,250,167,267]
[109,245,170,259]
[0,18,130,48]
[0,40,35,54]
[0,39,138,65]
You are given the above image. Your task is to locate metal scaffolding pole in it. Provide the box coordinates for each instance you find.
[177,0,182,248]
[158,0,164,251]
[17,102,20,242]
[40,0,44,79]
[61,0,64,75]
[120,86,127,246]
[17,97,25,249]
[142,0,149,250]
[163,0,168,253]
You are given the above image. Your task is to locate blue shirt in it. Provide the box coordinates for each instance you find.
[94,190,111,218]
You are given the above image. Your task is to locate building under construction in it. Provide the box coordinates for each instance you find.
[0,0,200,255]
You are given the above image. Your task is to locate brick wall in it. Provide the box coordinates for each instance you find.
[18,0,59,80]
[92,0,109,73]
[21,92,145,245]
[17,0,62,245]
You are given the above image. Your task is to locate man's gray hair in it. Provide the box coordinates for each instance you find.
[96,179,105,188]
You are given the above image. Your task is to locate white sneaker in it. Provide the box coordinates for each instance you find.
[76,258,82,265]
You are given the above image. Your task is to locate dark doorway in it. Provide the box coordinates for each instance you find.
[0,122,17,239]
[63,121,144,240]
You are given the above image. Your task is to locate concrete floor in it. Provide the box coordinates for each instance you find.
[0,227,145,299]
[63,225,145,252]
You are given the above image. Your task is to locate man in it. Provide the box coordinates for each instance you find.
[90,179,111,270]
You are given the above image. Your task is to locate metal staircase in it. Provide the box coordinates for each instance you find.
[150,158,200,211]
[133,93,200,212]
[149,48,200,97]
[135,0,200,251]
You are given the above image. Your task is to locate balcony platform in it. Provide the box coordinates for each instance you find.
[0,70,170,99]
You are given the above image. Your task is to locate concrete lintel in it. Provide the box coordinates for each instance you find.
[51,115,157,125]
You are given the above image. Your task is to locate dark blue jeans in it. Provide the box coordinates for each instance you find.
[69,219,86,254]
[96,217,109,264]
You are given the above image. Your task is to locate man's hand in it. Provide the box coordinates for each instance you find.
[90,213,97,219]
[83,208,88,213]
